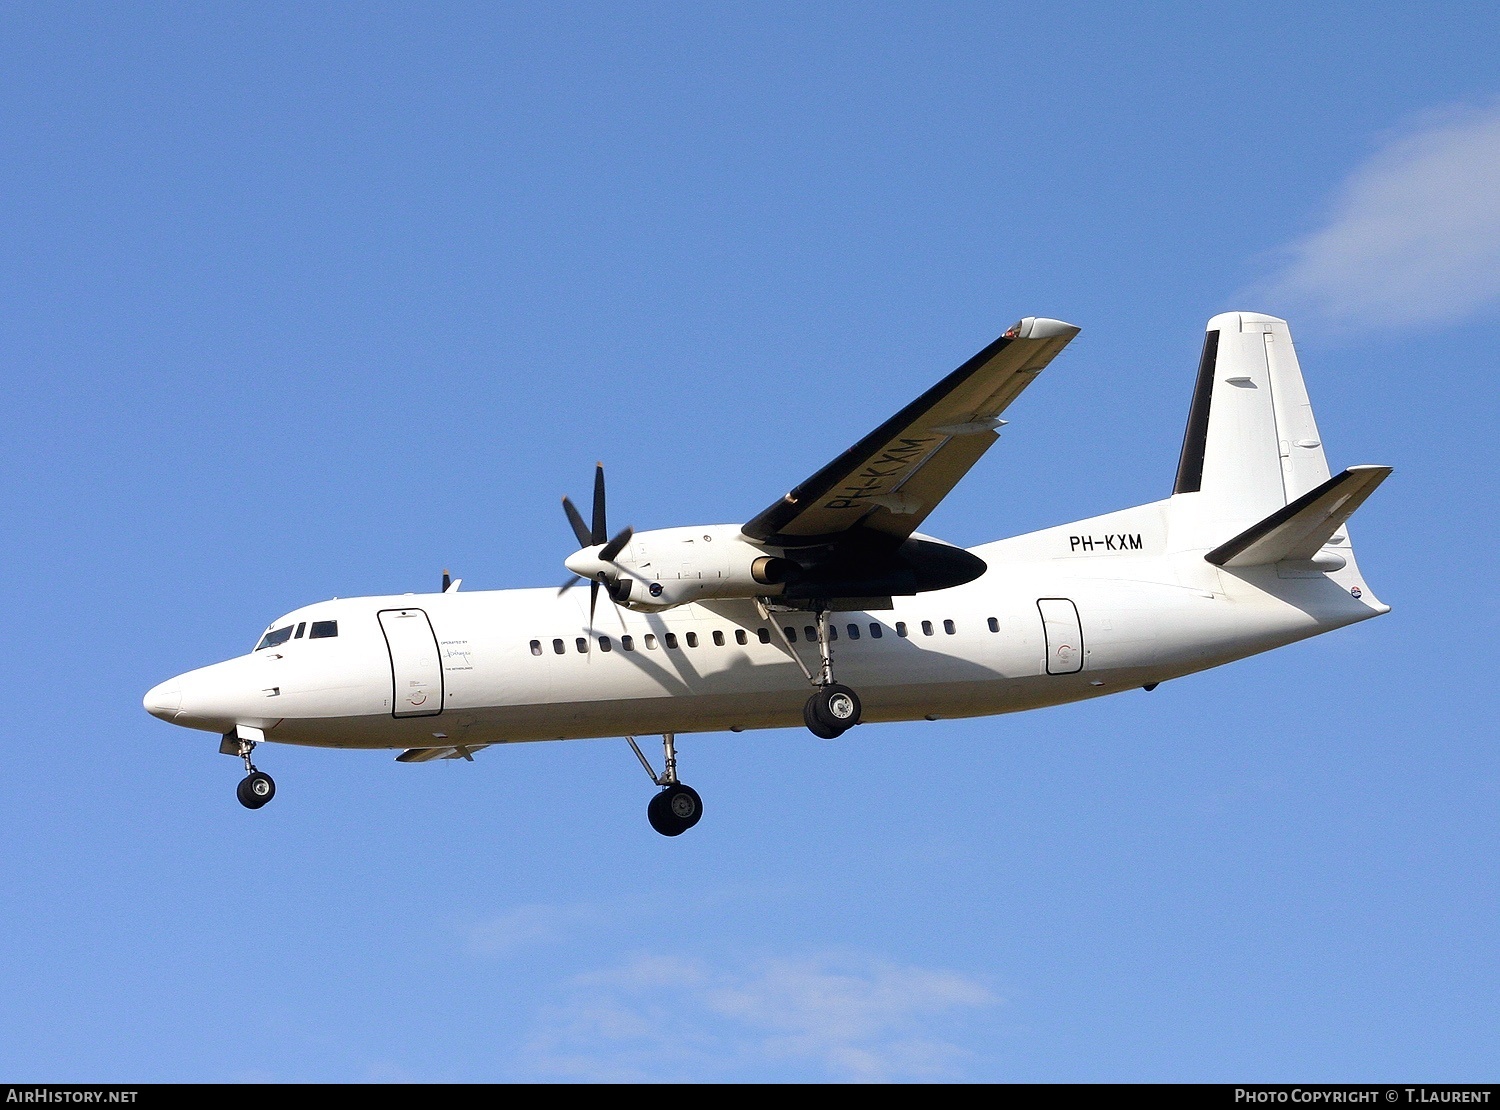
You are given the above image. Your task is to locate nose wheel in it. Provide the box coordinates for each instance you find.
[225,730,277,810]
[627,733,703,836]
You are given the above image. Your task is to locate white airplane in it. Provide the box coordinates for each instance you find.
[144,311,1390,835]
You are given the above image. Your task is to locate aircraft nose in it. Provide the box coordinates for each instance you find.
[143,678,183,721]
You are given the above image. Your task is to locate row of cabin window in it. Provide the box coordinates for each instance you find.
[528,616,1004,657]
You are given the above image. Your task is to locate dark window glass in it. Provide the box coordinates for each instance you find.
[600,636,613,653]
[736,629,748,645]
[529,639,542,656]
[804,626,817,641]
[309,621,338,639]
[922,621,934,636]
[757,628,771,644]
[869,623,883,639]
[944,619,956,635]
[664,632,678,649]
[713,630,725,646]
[686,631,698,648]
[784,626,798,643]
[987,617,999,633]
[622,635,634,651]
[256,626,294,651]
[847,624,860,640]
[645,633,657,650]
[896,622,908,637]
[828,625,838,641]
[294,622,306,639]
[553,638,565,655]
[576,637,588,653]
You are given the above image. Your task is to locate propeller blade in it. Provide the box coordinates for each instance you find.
[598,525,634,563]
[558,575,582,595]
[442,568,451,592]
[591,462,607,545]
[562,496,592,548]
[589,578,599,630]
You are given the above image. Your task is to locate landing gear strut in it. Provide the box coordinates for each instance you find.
[627,732,702,837]
[798,606,862,739]
[226,731,276,810]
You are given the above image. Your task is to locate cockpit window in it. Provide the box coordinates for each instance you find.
[309,620,338,639]
[256,626,294,651]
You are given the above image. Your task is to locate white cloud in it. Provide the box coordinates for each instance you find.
[1259,100,1500,328]
[463,903,592,956]
[520,952,999,1082]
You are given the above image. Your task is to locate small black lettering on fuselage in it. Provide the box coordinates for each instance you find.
[822,437,939,510]
[1069,533,1144,553]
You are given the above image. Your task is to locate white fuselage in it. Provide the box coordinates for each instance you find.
[143,498,1387,752]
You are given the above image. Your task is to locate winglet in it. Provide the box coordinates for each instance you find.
[1205,465,1392,568]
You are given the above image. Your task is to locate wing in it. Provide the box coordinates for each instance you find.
[741,317,1080,547]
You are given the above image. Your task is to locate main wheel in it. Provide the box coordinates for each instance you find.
[803,695,842,739]
[236,771,276,810]
[647,783,703,836]
[811,683,861,733]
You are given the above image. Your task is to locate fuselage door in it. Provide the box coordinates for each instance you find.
[378,608,444,717]
[1037,598,1084,675]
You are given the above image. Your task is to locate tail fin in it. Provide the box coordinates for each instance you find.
[1170,312,1346,550]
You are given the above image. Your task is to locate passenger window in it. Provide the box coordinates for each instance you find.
[869,623,883,639]
[309,621,338,639]
[804,626,816,641]
[664,633,678,649]
[645,634,658,650]
[921,621,934,636]
[784,626,798,643]
[622,635,635,651]
[686,631,698,648]
[294,622,306,639]
[944,620,956,635]
[847,624,860,640]
[828,625,838,641]
[713,630,725,646]
[896,622,908,637]
[529,639,542,656]
[600,636,613,653]
[736,629,748,645]
[553,638,565,655]
[576,637,588,653]
[757,628,771,644]
[987,617,999,633]
[256,625,294,651]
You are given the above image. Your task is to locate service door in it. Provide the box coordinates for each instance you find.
[379,608,444,717]
[1037,598,1084,675]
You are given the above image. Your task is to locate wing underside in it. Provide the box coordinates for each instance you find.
[741,317,1079,548]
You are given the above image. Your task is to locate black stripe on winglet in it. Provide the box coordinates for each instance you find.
[1173,329,1219,495]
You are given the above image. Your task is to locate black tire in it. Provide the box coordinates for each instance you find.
[812,684,861,733]
[236,771,275,810]
[647,783,702,836]
[803,695,842,739]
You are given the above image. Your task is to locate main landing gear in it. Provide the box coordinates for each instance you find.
[627,732,702,837]
[796,606,863,740]
[225,730,276,810]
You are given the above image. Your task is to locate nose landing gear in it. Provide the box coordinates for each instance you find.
[224,729,276,810]
[627,732,702,836]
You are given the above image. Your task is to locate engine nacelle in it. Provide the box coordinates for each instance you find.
[606,525,788,612]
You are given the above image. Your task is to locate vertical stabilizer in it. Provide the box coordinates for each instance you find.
[1169,312,1334,551]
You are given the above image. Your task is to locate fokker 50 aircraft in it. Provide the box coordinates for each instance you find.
[145,311,1389,835]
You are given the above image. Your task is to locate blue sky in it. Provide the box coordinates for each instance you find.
[2,3,1497,1083]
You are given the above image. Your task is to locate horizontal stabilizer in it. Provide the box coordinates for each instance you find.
[396,744,491,763]
[1205,465,1392,568]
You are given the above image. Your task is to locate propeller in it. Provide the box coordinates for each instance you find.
[559,463,633,632]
